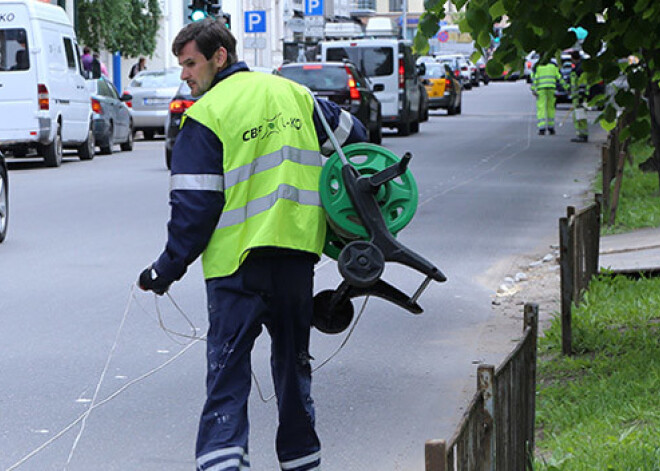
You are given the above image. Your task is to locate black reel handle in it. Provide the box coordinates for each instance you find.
[313,152,446,334]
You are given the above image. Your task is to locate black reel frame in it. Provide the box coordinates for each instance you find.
[312,107,447,334]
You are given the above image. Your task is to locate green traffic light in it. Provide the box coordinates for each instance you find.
[191,9,207,21]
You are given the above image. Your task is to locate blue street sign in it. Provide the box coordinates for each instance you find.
[245,11,266,33]
[305,0,323,16]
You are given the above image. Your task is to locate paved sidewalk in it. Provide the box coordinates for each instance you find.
[599,226,660,274]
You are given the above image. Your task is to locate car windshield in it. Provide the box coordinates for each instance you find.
[129,69,181,88]
[326,47,393,77]
[423,63,447,79]
[279,65,348,91]
[0,28,30,71]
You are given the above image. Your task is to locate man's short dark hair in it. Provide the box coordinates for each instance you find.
[571,50,581,61]
[172,19,237,66]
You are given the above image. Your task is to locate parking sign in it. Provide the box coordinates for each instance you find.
[305,0,323,16]
[244,11,266,33]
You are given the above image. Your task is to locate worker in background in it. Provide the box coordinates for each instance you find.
[531,57,564,135]
[570,50,589,142]
[137,18,367,471]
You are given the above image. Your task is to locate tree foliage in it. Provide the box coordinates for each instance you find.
[76,0,161,58]
[416,0,660,190]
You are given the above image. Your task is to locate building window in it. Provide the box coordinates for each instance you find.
[389,0,402,12]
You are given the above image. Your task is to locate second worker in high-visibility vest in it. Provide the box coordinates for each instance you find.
[531,59,565,135]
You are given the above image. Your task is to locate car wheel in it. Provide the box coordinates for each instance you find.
[456,98,462,115]
[0,163,8,243]
[370,114,383,145]
[100,123,114,155]
[411,118,419,134]
[42,124,63,167]
[120,122,134,152]
[397,108,411,136]
[78,124,95,161]
[166,147,172,170]
[143,129,155,140]
[447,103,457,116]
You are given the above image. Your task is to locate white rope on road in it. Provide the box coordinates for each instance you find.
[7,279,366,470]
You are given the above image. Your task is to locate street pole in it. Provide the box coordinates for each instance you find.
[401,0,407,40]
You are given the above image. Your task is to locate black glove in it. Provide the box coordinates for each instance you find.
[138,265,171,295]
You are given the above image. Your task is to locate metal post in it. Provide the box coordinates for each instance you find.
[401,0,407,40]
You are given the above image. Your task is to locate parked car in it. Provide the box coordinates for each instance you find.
[0,150,7,243]
[321,38,423,135]
[123,67,181,140]
[164,68,274,169]
[421,62,462,115]
[418,80,430,122]
[465,57,480,87]
[276,61,383,144]
[0,0,93,167]
[524,52,540,83]
[164,81,196,169]
[476,57,490,85]
[86,76,133,155]
[435,55,471,90]
[435,54,472,90]
[555,58,574,103]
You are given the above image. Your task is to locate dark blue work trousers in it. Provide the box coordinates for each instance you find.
[196,250,321,471]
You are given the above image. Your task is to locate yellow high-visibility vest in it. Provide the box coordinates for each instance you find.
[184,71,326,278]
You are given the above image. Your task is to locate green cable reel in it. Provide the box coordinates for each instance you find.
[320,143,419,259]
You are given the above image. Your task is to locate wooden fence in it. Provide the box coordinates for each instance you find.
[559,195,602,355]
[425,303,538,470]
[601,118,632,226]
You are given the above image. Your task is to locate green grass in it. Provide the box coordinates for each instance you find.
[534,275,660,470]
[598,152,660,234]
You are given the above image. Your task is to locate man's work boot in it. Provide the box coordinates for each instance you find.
[548,127,556,135]
[538,128,546,135]
[571,135,588,143]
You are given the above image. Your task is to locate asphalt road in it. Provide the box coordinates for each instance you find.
[0,81,602,470]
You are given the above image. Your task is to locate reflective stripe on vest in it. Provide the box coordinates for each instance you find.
[184,71,326,278]
[534,64,560,89]
[170,173,224,192]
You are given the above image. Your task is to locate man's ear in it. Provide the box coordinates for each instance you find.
[214,47,228,70]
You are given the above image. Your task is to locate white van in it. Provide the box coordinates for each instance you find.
[0,0,93,167]
[320,38,423,136]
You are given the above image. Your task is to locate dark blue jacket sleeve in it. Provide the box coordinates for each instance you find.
[153,118,225,283]
[313,98,367,153]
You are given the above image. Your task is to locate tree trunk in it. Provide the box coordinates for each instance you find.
[646,65,660,194]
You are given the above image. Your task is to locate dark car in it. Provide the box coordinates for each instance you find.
[86,76,134,154]
[0,150,8,243]
[164,81,197,169]
[421,62,462,115]
[555,58,574,104]
[276,62,382,144]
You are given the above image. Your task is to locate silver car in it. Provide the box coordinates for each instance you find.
[123,67,181,140]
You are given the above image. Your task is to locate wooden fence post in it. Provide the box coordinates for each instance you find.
[601,144,611,225]
[524,303,539,469]
[559,207,575,355]
[609,150,627,226]
[425,439,448,471]
[478,364,496,471]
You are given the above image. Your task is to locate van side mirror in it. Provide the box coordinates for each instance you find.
[416,62,426,76]
[120,93,133,102]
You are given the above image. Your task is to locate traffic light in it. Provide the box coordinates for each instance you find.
[188,0,208,22]
[219,12,231,29]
